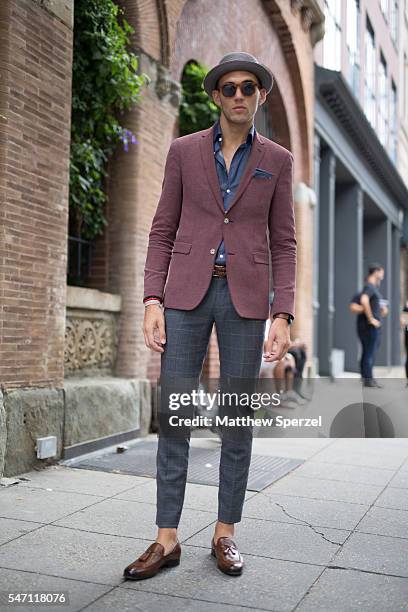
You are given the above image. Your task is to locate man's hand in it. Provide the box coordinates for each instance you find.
[368,317,381,328]
[143,305,166,353]
[263,318,291,362]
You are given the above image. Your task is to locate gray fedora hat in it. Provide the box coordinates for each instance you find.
[203,52,274,97]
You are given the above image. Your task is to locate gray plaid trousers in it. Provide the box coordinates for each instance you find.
[156,275,266,527]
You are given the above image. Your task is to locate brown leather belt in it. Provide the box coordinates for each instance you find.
[212,264,227,278]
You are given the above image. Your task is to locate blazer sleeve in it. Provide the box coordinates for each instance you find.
[143,139,183,301]
[268,151,297,319]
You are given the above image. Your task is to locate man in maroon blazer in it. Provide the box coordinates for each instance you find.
[124,52,297,580]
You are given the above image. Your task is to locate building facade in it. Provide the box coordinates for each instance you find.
[314,0,408,374]
[398,0,408,311]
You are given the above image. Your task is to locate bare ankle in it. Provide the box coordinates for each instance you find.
[214,520,234,543]
[156,528,178,551]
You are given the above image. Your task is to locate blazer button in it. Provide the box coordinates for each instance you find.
[224,218,229,224]
[210,248,215,254]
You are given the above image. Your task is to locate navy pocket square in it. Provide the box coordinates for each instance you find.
[253,168,274,179]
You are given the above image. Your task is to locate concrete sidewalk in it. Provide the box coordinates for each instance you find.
[1,437,408,611]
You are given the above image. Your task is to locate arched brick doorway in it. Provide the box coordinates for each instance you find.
[172,0,309,184]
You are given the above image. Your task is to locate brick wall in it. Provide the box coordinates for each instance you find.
[105,51,181,380]
[0,0,73,390]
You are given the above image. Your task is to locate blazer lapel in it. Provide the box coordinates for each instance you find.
[199,124,225,214]
[199,125,266,215]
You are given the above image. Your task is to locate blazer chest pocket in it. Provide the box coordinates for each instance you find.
[253,168,274,180]
[253,251,269,264]
[172,241,192,254]
[250,170,275,203]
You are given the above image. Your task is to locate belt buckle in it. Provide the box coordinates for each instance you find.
[213,264,226,278]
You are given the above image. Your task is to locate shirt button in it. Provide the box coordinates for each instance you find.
[210,248,215,254]
[224,218,229,224]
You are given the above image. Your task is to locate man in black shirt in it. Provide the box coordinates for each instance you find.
[401,300,408,384]
[356,263,388,387]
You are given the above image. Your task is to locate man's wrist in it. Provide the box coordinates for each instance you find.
[272,312,293,325]
[143,295,163,307]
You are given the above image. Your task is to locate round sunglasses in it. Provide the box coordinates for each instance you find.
[219,80,261,97]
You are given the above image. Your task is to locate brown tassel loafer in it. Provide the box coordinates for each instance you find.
[123,540,181,580]
[211,536,244,576]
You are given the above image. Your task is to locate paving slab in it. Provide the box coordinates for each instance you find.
[399,457,408,471]
[123,544,322,612]
[308,440,408,470]
[251,438,334,459]
[321,438,408,452]
[0,567,110,612]
[389,471,408,488]
[85,586,278,612]
[375,486,408,511]
[262,475,382,505]
[183,517,350,566]
[329,532,408,577]
[0,486,105,523]
[356,506,408,539]
[53,497,216,541]
[0,525,153,585]
[242,491,369,531]
[17,466,149,497]
[0,518,42,546]
[292,460,394,486]
[296,567,408,612]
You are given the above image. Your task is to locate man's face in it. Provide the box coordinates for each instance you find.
[375,268,385,284]
[211,70,267,125]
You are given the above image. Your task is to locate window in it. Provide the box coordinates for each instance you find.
[390,0,398,45]
[364,20,376,127]
[323,0,342,70]
[346,0,360,96]
[378,53,388,147]
[390,81,397,162]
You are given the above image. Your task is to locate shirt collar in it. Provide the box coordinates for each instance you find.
[213,119,255,145]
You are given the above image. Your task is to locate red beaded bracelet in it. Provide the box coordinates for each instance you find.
[143,295,162,303]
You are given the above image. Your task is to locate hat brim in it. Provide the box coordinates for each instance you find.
[203,60,274,97]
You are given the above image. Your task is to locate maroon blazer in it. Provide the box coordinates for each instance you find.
[143,121,297,320]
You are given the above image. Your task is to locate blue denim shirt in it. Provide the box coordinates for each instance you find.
[213,119,255,265]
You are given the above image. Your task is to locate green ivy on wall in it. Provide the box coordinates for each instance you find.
[70,0,150,240]
[179,60,219,136]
